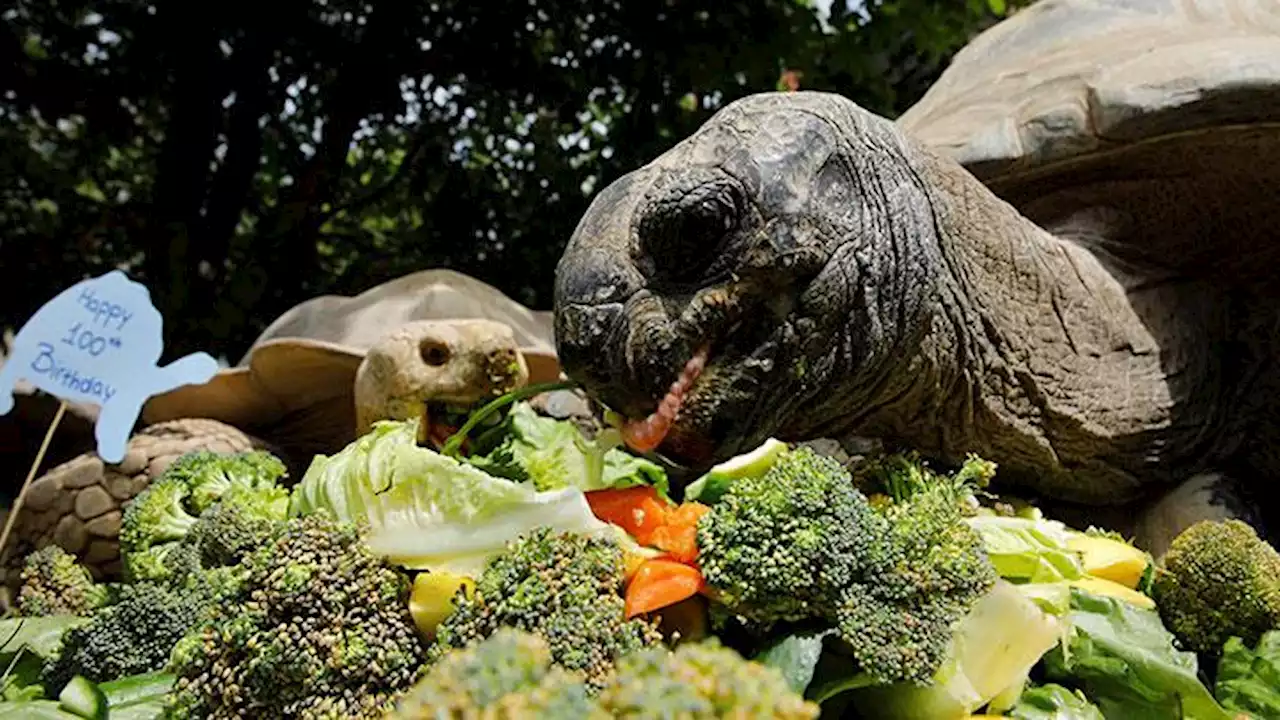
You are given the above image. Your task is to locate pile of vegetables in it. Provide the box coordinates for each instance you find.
[1,391,1277,719]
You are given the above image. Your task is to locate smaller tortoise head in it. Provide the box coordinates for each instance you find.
[353,319,530,438]
[554,91,944,467]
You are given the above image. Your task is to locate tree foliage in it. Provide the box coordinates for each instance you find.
[0,0,1024,360]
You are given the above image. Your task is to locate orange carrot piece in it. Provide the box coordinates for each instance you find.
[625,559,705,618]
[586,486,672,544]
[648,502,711,563]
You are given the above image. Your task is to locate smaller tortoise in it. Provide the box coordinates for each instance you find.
[3,269,563,588]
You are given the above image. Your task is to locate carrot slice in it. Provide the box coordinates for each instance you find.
[585,486,673,545]
[648,502,711,564]
[649,524,698,564]
[625,559,705,618]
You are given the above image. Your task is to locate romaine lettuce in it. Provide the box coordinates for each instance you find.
[1215,630,1280,719]
[465,402,668,495]
[1042,588,1234,720]
[290,419,613,575]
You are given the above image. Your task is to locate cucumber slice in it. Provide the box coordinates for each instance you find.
[57,676,107,720]
[685,438,788,503]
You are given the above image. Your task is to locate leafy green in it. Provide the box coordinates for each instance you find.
[685,438,788,504]
[0,673,172,720]
[752,628,835,695]
[0,618,87,661]
[1043,588,1234,720]
[466,402,668,494]
[0,616,88,702]
[964,516,1085,583]
[1214,630,1280,719]
[290,419,613,574]
[1008,684,1105,719]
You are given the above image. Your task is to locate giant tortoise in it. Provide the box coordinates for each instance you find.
[2,269,563,586]
[552,0,1280,556]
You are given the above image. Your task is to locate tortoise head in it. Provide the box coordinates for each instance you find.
[353,319,530,440]
[554,91,942,467]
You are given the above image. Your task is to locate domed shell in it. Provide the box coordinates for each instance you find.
[897,0,1280,184]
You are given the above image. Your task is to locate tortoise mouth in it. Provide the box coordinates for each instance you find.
[614,312,794,469]
[419,400,500,450]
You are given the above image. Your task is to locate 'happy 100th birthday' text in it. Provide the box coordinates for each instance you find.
[28,287,134,403]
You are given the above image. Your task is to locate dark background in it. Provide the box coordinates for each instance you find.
[1,0,1025,362]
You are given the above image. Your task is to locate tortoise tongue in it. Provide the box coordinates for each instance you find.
[619,347,709,453]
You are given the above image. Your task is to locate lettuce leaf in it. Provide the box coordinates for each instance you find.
[1009,684,1105,719]
[964,516,1085,583]
[290,419,613,575]
[1215,630,1280,719]
[465,402,667,495]
[1042,588,1235,720]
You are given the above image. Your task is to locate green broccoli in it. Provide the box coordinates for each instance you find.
[695,445,997,686]
[838,476,998,685]
[1151,519,1280,655]
[430,526,664,692]
[853,450,994,512]
[694,446,885,627]
[597,639,820,718]
[160,449,287,514]
[16,545,109,617]
[391,629,819,719]
[120,449,290,579]
[390,628,605,718]
[119,476,198,554]
[121,540,203,586]
[40,581,211,692]
[164,514,427,719]
[184,490,289,568]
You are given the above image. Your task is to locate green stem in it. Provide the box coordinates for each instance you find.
[440,380,579,457]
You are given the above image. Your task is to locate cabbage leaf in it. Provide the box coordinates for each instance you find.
[290,419,612,575]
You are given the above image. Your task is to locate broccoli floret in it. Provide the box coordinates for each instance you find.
[120,450,289,575]
[695,446,883,627]
[696,445,996,686]
[164,514,427,719]
[390,628,605,718]
[184,490,288,568]
[597,639,820,718]
[1152,519,1280,655]
[119,477,198,554]
[121,540,204,586]
[40,581,210,692]
[838,479,998,685]
[853,451,993,513]
[391,630,818,719]
[16,545,109,617]
[431,526,664,692]
[161,449,287,514]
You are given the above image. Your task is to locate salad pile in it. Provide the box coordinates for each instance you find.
[0,393,1276,719]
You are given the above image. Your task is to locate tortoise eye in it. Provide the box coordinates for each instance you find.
[419,339,451,366]
[637,177,742,281]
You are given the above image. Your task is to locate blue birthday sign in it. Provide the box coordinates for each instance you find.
[0,270,218,463]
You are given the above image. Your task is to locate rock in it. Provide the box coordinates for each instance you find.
[53,515,87,553]
[74,485,115,520]
[61,458,105,489]
[82,540,117,565]
[106,475,135,501]
[114,447,148,475]
[84,511,121,538]
[23,476,62,512]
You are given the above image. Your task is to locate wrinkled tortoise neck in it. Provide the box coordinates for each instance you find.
[850,144,1218,503]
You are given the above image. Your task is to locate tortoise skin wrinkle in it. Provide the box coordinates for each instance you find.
[554,71,1278,507]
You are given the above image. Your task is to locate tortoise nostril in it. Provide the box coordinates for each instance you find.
[419,339,451,367]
